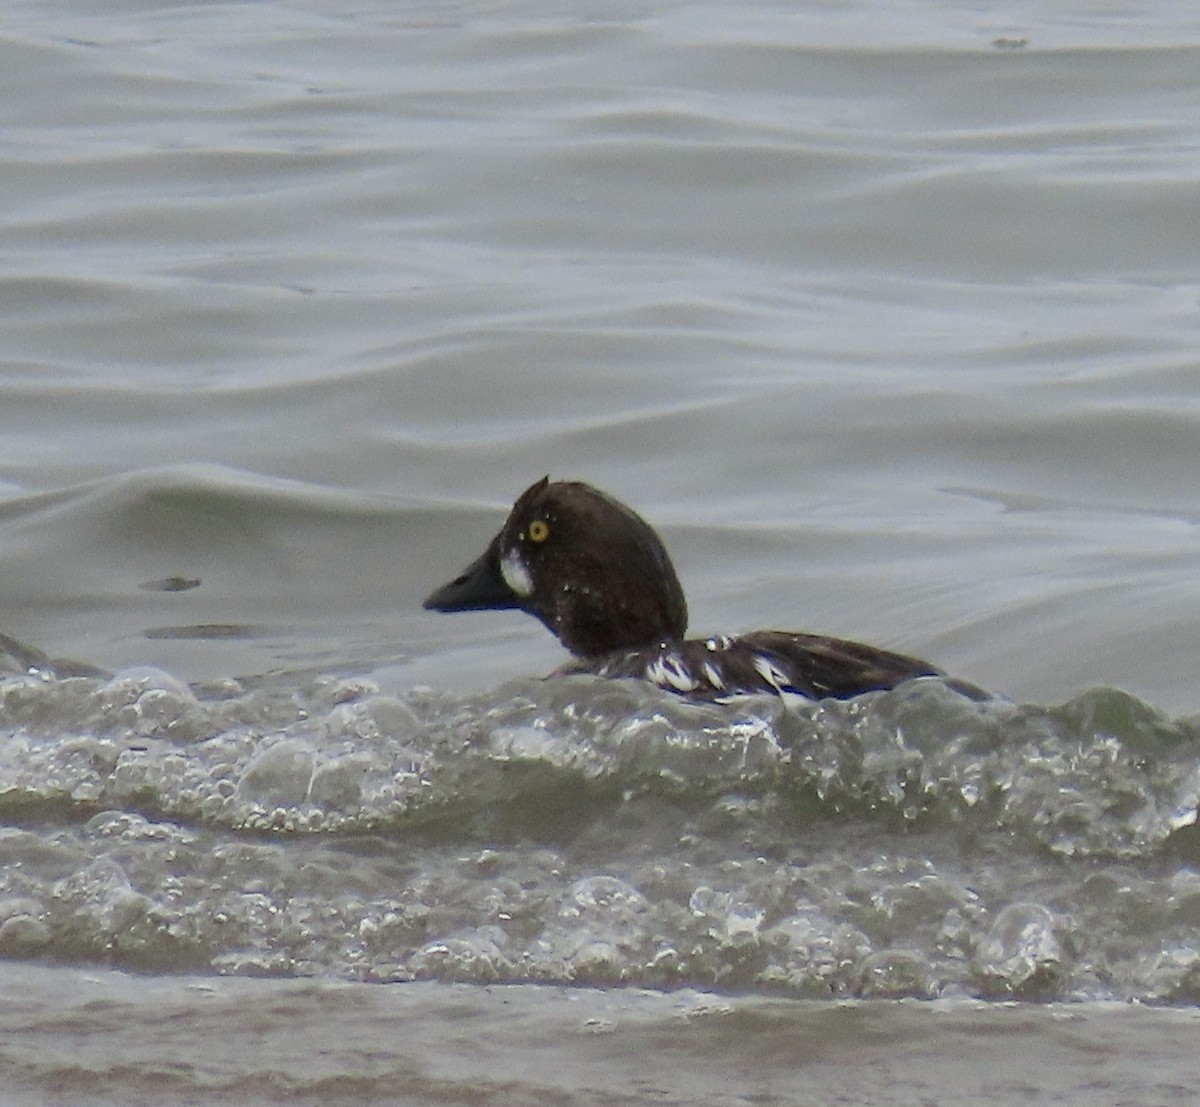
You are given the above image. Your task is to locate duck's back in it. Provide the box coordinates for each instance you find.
[590,630,950,700]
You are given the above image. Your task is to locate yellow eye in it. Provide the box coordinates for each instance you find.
[528,519,550,544]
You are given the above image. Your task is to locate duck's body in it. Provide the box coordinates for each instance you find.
[423,478,962,701]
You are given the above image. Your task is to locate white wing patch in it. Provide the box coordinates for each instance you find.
[751,654,793,695]
[645,653,699,692]
[500,550,534,597]
[701,662,725,690]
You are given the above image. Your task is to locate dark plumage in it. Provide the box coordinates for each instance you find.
[424,477,971,700]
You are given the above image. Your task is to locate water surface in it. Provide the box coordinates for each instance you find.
[4,0,1200,1102]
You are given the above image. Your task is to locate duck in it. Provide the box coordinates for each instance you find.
[423,477,972,700]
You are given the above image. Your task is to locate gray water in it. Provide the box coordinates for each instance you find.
[4,0,1200,1102]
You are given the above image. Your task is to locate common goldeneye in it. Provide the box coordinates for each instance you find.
[424,477,967,700]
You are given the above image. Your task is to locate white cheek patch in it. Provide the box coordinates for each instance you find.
[500,549,534,598]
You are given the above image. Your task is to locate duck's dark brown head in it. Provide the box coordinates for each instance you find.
[423,477,688,658]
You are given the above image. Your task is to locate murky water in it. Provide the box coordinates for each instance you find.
[4,0,1200,1101]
